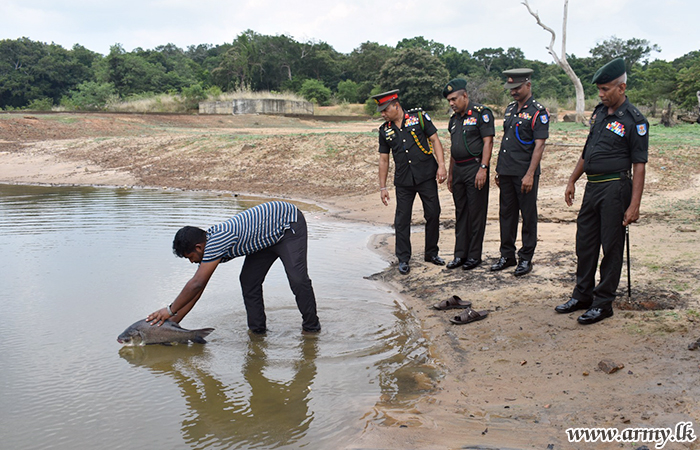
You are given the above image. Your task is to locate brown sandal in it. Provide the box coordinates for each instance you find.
[432,295,472,311]
[450,308,488,324]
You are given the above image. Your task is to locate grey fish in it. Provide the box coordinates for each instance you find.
[117,319,214,346]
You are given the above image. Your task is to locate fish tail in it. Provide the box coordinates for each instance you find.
[191,327,215,344]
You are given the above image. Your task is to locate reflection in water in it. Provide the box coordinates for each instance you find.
[1,184,440,450]
[119,333,319,449]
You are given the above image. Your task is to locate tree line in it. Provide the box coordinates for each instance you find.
[1,32,699,114]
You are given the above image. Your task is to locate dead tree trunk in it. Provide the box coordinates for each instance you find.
[660,102,674,127]
[522,0,586,124]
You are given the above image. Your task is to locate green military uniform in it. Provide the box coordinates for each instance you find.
[496,69,549,264]
[444,79,495,263]
[375,90,441,264]
[573,59,649,311]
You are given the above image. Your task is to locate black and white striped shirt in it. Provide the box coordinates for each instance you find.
[202,201,298,263]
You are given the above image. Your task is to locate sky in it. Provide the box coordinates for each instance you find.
[2,0,697,64]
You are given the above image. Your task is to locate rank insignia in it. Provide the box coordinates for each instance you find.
[482,114,490,123]
[464,117,477,126]
[540,114,549,124]
[637,123,647,136]
[606,121,625,137]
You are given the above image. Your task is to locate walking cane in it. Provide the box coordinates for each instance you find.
[626,225,631,302]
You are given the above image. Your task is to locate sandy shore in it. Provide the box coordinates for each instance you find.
[2,112,699,449]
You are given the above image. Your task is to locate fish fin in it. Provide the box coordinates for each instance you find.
[191,336,207,344]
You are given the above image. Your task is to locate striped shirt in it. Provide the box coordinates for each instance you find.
[201,201,298,263]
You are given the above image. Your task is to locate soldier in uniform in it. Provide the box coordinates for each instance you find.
[491,68,549,276]
[373,89,448,275]
[555,58,648,325]
[442,79,495,270]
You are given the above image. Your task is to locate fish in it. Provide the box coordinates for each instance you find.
[117,319,214,346]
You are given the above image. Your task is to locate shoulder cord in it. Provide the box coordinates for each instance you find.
[515,110,540,146]
[411,112,433,155]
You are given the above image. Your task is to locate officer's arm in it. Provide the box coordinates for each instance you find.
[428,133,447,182]
[565,157,585,206]
[379,153,391,205]
[623,162,646,226]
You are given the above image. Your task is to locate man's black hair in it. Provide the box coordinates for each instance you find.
[173,226,206,258]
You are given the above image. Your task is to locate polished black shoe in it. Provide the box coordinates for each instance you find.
[425,255,446,266]
[555,298,591,314]
[446,257,466,269]
[462,258,482,270]
[514,259,533,277]
[577,307,614,325]
[398,261,410,275]
[490,256,517,271]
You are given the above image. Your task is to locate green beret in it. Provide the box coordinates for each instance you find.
[592,58,626,84]
[443,78,467,98]
[503,68,533,89]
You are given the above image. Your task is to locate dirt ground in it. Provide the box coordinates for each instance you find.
[2,111,700,449]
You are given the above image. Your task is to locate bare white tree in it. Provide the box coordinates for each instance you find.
[522,0,586,124]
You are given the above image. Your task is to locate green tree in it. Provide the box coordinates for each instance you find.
[336,79,359,103]
[378,48,449,111]
[299,79,331,105]
[0,38,98,108]
[63,81,116,110]
[628,60,676,115]
[673,53,700,111]
[590,36,661,70]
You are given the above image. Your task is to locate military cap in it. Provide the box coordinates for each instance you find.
[443,78,468,98]
[592,58,626,84]
[370,89,399,112]
[503,68,533,89]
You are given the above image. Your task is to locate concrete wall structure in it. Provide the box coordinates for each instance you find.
[199,99,313,115]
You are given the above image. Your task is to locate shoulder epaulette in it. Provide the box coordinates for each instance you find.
[406,107,424,114]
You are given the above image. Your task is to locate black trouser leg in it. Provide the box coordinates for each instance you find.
[498,175,519,260]
[394,186,417,263]
[416,178,441,258]
[239,212,320,332]
[518,175,539,261]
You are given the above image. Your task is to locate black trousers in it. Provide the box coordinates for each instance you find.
[394,178,441,263]
[452,162,489,260]
[573,179,631,309]
[497,174,539,261]
[239,211,320,332]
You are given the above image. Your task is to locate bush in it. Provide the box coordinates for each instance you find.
[25,97,54,111]
[180,84,207,111]
[299,79,332,106]
[63,81,117,110]
[337,80,360,103]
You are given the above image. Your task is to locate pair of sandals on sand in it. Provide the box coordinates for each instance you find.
[432,295,488,324]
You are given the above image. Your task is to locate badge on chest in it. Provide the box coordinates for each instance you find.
[606,121,625,137]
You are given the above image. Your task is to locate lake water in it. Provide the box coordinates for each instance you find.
[0,184,438,450]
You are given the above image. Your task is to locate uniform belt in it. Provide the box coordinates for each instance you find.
[454,156,478,166]
[587,171,630,183]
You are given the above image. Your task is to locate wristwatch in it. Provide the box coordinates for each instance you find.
[480,164,488,169]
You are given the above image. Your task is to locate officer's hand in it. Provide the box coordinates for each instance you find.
[623,206,640,226]
[436,166,447,184]
[521,174,534,193]
[447,175,453,193]
[565,183,575,206]
[495,174,500,188]
[475,169,487,190]
[380,189,390,206]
